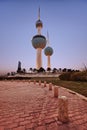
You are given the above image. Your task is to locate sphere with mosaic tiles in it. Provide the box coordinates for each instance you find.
[32,35,46,49]
[44,46,53,56]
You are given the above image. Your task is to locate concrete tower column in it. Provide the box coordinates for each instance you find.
[47,55,51,68]
[37,26,41,35]
[36,48,42,69]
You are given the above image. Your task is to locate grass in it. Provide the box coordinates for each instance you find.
[0,76,87,97]
[30,77,87,97]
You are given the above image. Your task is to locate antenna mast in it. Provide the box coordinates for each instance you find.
[47,31,50,45]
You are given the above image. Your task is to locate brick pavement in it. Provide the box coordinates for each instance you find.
[0,80,87,130]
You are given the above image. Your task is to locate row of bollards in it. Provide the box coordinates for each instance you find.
[29,79,69,123]
[51,85,68,123]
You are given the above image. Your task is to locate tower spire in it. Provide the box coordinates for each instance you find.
[47,31,50,45]
[36,7,43,34]
[38,7,40,20]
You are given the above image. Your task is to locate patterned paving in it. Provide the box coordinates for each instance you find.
[0,80,87,130]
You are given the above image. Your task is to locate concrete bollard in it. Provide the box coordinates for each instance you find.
[58,96,69,123]
[34,80,36,84]
[44,81,47,87]
[49,83,52,90]
[29,80,30,83]
[54,86,58,98]
[39,80,41,86]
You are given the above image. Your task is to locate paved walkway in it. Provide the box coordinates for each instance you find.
[0,80,87,130]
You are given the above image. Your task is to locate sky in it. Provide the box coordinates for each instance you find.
[0,0,87,73]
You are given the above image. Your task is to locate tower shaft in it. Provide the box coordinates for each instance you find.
[47,56,51,68]
[36,48,42,69]
[37,26,41,35]
[38,7,40,20]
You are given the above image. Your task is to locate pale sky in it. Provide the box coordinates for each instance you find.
[0,0,87,73]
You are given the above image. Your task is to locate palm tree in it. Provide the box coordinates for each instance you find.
[29,68,33,72]
[23,68,26,73]
[38,67,45,73]
[47,67,51,72]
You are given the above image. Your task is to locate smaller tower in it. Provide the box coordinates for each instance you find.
[44,32,53,69]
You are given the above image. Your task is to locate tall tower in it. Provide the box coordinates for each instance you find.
[44,32,53,69]
[32,8,46,70]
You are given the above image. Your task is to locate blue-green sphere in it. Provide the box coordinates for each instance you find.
[44,46,53,56]
[32,35,46,49]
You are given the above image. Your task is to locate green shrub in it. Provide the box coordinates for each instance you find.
[71,71,87,81]
[59,71,87,81]
[59,72,72,81]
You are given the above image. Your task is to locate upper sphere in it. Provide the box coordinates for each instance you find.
[36,19,43,28]
[44,46,53,56]
[32,35,46,49]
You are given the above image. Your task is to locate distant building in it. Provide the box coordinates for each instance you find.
[17,61,22,73]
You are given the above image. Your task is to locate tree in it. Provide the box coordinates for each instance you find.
[11,72,15,76]
[23,68,26,73]
[58,68,62,73]
[52,68,58,73]
[83,63,87,72]
[7,73,10,76]
[63,68,67,72]
[33,68,37,73]
[67,69,72,72]
[38,67,45,73]
[47,67,51,72]
[29,68,33,72]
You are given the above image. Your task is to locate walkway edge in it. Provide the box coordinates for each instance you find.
[61,86,87,101]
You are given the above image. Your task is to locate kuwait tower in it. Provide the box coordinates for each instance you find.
[32,8,46,70]
[44,32,53,69]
